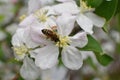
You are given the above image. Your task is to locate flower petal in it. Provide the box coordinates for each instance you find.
[34,45,59,69]
[23,27,40,48]
[20,56,40,80]
[19,14,37,28]
[30,24,53,46]
[52,1,79,15]
[56,13,76,36]
[28,0,41,14]
[57,0,74,2]
[85,12,106,27]
[11,28,24,46]
[69,32,88,48]
[62,46,83,70]
[76,14,93,34]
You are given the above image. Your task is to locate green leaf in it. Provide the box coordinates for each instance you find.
[79,35,103,53]
[86,0,103,8]
[95,0,118,21]
[0,45,5,61]
[95,52,113,66]
[0,15,5,22]
[102,22,109,33]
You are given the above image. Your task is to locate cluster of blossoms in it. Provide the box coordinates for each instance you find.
[11,0,105,79]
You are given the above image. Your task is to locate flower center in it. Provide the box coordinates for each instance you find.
[19,14,26,22]
[34,9,48,22]
[56,36,71,48]
[13,45,28,55]
[80,0,94,13]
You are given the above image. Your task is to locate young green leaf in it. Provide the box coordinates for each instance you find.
[95,0,118,21]
[86,0,103,8]
[95,52,113,66]
[79,35,103,54]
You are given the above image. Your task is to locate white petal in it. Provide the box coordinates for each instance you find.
[30,24,52,46]
[38,0,54,7]
[20,56,40,80]
[34,45,59,69]
[56,13,76,36]
[19,14,37,28]
[62,46,83,70]
[28,0,41,14]
[41,66,68,80]
[70,32,88,48]
[11,28,24,46]
[85,12,106,27]
[57,0,74,2]
[52,1,79,15]
[76,14,93,34]
[23,27,40,48]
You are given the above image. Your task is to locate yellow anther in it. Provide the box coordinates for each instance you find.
[56,36,71,47]
[34,9,48,22]
[13,45,28,55]
[19,14,26,22]
[80,0,94,13]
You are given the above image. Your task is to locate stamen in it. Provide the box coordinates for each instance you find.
[34,9,48,22]
[19,14,26,22]
[13,45,28,55]
[80,0,94,13]
[56,36,71,47]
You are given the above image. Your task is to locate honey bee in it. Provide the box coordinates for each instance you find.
[41,29,59,42]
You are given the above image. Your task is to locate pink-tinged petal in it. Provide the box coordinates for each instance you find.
[34,45,59,69]
[52,1,79,15]
[23,27,40,48]
[20,56,40,80]
[19,14,37,28]
[56,13,76,36]
[30,25,53,46]
[28,0,41,14]
[69,32,88,48]
[62,46,83,70]
[85,12,106,27]
[76,14,93,34]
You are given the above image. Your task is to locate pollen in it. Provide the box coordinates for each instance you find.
[56,36,71,47]
[13,45,28,55]
[80,0,94,13]
[34,9,48,22]
[19,14,26,22]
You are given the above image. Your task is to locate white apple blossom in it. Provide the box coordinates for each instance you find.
[52,0,105,34]
[20,56,40,80]
[31,13,88,70]
[11,27,39,60]
[19,6,57,45]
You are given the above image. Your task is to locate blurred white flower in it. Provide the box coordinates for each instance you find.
[5,23,17,35]
[0,31,7,41]
[11,27,39,60]
[32,13,88,70]
[110,30,120,43]
[56,0,75,2]
[41,66,68,80]
[28,0,54,14]
[20,56,40,80]
[52,0,105,34]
